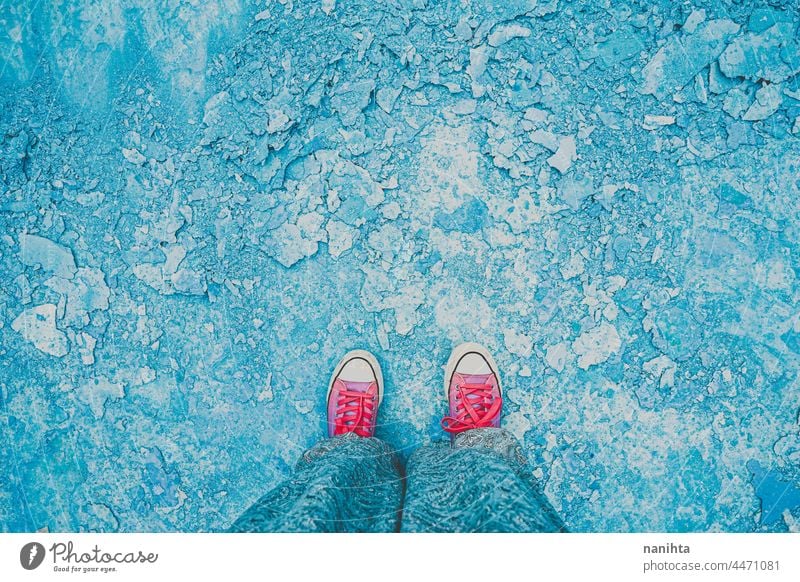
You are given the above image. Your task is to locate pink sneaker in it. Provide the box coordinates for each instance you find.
[327,350,384,437]
[441,342,503,435]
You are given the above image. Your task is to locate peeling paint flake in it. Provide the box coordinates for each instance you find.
[11,304,69,357]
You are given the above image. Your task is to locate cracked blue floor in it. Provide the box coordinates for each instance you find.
[2,0,800,532]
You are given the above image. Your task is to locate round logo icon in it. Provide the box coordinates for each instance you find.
[20,542,46,570]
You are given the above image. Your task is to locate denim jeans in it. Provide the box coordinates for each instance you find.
[227,428,566,533]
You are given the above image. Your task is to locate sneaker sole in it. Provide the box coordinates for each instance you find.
[443,342,503,400]
[326,349,385,406]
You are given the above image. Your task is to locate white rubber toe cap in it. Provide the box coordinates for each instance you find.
[339,357,377,382]
[327,349,384,405]
[444,342,502,398]
[454,352,492,375]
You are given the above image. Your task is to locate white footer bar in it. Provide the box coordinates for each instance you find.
[1,533,797,582]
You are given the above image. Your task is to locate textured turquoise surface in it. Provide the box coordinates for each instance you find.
[1,0,800,532]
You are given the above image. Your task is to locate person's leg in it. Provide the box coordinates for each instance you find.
[401,428,565,532]
[401,343,567,533]
[228,433,403,532]
[228,350,404,532]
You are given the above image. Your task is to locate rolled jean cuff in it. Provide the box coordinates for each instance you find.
[451,427,528,468]
[299,431,396,467]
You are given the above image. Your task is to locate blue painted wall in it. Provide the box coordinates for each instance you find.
[1,0,800,532]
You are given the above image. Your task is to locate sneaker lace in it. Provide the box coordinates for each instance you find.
[333,385,377,437]
[441,382,502,434]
